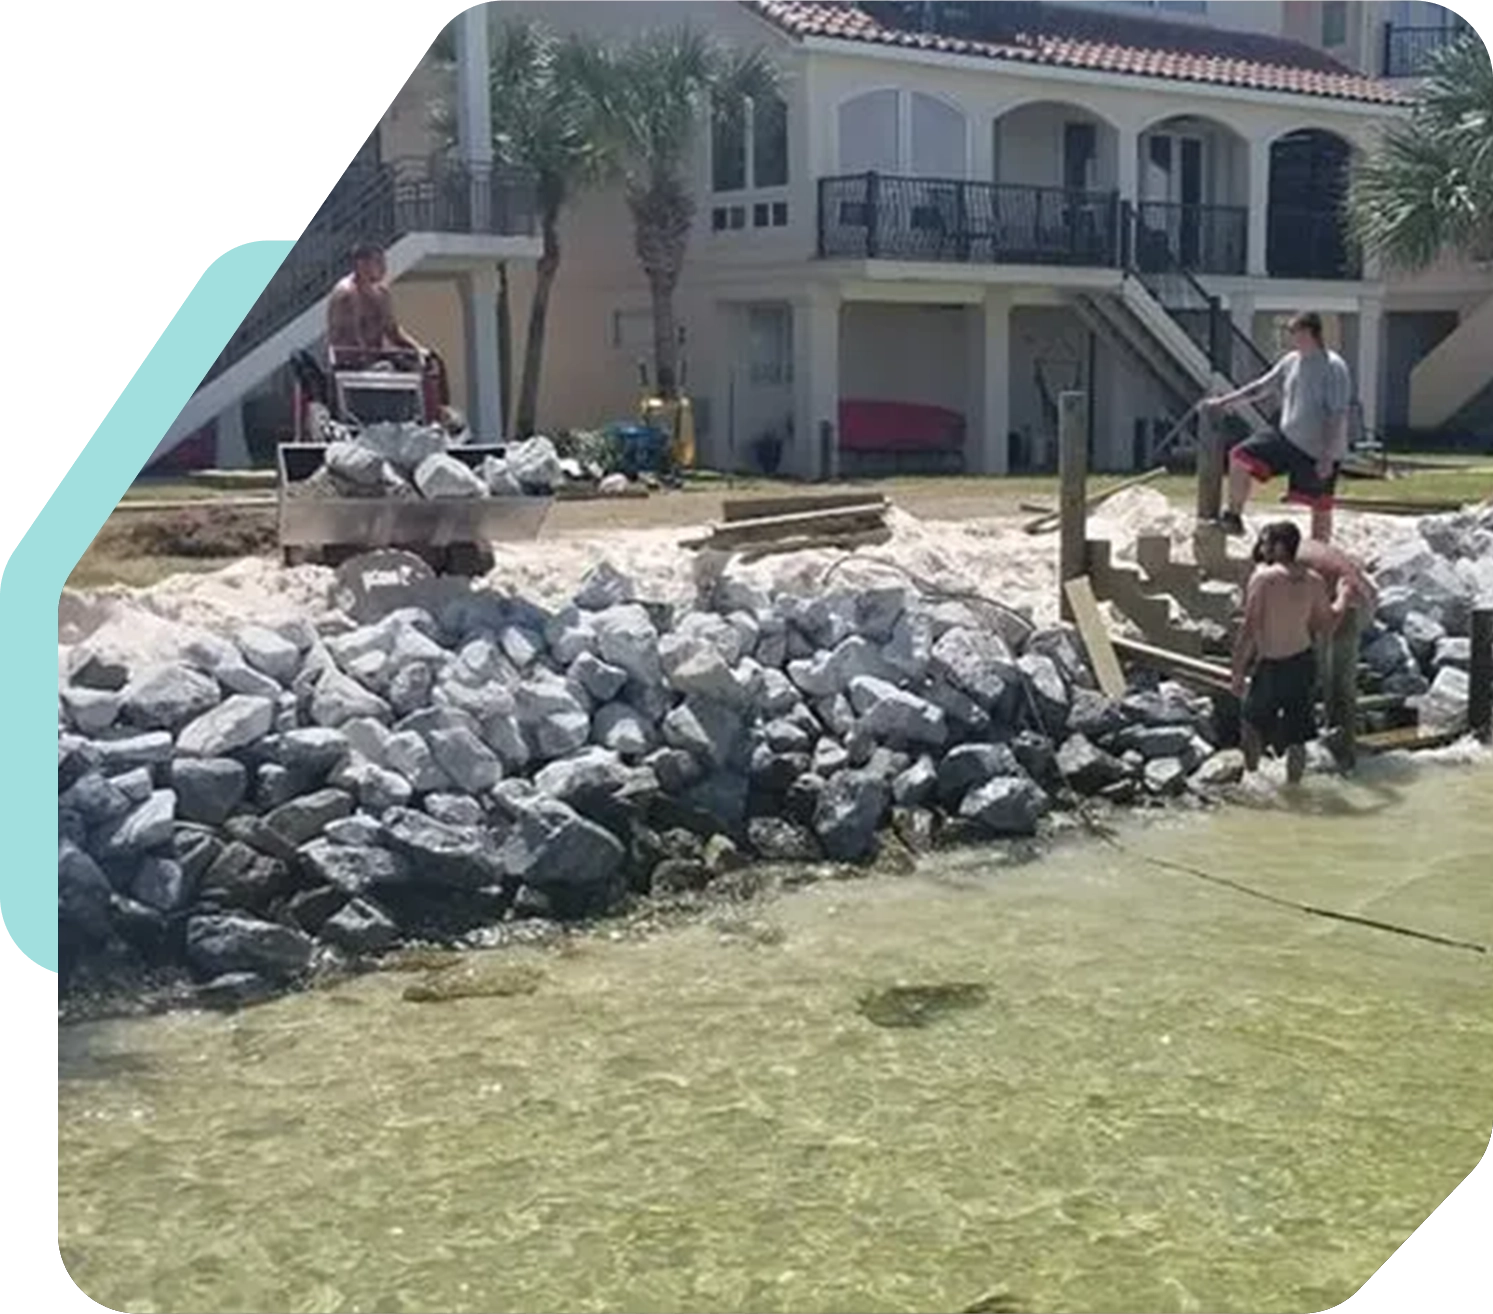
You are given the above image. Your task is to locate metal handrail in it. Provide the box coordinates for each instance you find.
[199,156,536,389]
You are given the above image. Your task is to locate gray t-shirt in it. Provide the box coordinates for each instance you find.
[1258,348,1352,460]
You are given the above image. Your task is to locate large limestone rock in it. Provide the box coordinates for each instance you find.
[846,676,946,749]
[186,914,314,981]
[121,663,221,732]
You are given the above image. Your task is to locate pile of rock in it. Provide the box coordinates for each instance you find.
[56,560,1240,1007]
[1360,505,1493,728]
[293,422,565,501]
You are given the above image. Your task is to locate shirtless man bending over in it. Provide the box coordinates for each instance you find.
[1232,520,1352,784]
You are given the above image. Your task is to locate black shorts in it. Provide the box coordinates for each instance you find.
[1244,648,1318,753]
[1230,429,1338,510]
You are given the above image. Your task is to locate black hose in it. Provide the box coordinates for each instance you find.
[816,551,1489,959]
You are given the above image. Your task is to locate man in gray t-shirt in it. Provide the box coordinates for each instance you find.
[1202,311,1353,543]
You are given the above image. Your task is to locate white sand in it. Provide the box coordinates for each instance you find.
[54,493,1433,678]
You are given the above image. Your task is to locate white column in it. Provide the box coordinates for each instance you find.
[1356,297,1384,440]
[456,7,493,228]
[461,265,504,441]
[215,402,250,470]
[970,289,1011,474]
[1247,137,1271,277]
[793,288,840,481]
[1115,125,1139,210]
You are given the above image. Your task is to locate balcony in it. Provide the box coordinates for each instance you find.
[1266,205,1362,281]
[1132,201,1248,276]
[205,157,537,385]
[817,173,1120,267]
[1381,22,1472,78]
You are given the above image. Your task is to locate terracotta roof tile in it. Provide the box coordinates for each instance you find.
[745,2,1409,105]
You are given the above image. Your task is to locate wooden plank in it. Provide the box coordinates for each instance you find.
[112,496,277,513]
[1057,392,1089,621]
[1023,466,1167,535]
[721,492,885,522]
[1333,496,1466,516]
[1063,576,1126,700]
[697,505,888,547]
[1110,633,1233,692]
[1358,725,1464,755]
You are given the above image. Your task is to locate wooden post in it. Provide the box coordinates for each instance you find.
[1322,605,1362,770]
[1195,407,1224,524]
[1058,390,1089,621]
[1470,606,1493,743]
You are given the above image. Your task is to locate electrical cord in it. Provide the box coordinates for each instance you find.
[815,552,1489,958]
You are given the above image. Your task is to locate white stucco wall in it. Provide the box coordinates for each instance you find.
[840,303,970,415]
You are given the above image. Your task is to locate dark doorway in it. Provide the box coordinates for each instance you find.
[1268,130,1357,278]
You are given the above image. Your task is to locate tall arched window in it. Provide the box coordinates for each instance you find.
[909,93,966,178]
[837,90,899,174]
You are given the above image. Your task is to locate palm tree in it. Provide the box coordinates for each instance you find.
[1348,33,1493,272]
[571,27,780,398]
[432,19,605,436]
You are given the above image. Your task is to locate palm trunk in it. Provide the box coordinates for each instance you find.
[516,206,561,438]
[631,182,694,400]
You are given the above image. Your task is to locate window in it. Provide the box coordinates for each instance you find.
[1321,1,1348,46]
[752,95,788,188]
[747,307,792,386]
[838,89,900,174]
[910,92,967,178]
[712,94,788,194]
[711,100,747,193]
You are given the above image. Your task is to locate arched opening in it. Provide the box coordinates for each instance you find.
[988,101,1121,266]
[1133,114,1250,274]
[1267,129,1359,279]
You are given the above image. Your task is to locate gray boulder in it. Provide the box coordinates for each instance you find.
[1114,725,1196,760]
[58,840,113,943]
[236,626,302,683]
[891,755,938,807]
[319,898,401,953]
[413,452,487,498]
[574,560,637,611]
[298,838,410,893]
[94,790,176,858]
[882,610,934,682]
[384,730,450,793]
[662,699,742,770]
[92,731,173,773]
[593,604,662,686]
[846,676,946,749]
[381,807,503,888]
[1143,758,1188,796]
[198,841,290,911]
[499,797,626,911]
[936,743,1021,805]
[425,794,484,827]
[930,627,1018,710]
[813,770,890,862]
[311,668,391,728]
[593,702,655,758]
[121,663,221,732]
[264,788,355,846]
[1433,636,1471,672]
[60,771,132,826]
[1056,734,1130,795]
[278,727,350,776]
[569,651,629,703]
[959,775,1047,836]
[176,694,275,757]
[132,855,190,913]
[747,816,820,862]
[1018,653,1069,736]
[328,755,415,812]
[60,687,120,735]
[171,757,248,826]
[186,913,314,981]
[428,726,502,793]
[1189,749,1246,791]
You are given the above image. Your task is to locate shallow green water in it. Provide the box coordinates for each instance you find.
[59,756,1493,1314]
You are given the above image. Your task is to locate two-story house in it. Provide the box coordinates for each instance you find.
[475,0,1489,479]
[152,1,1491,475]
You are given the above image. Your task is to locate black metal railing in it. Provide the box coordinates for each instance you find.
[1382,21,1472,77]
[1123,202,1275,407]
[818,173,1120,267]
[1132,200,1247,276]
[201,157,536,387]
[1266,204,1362,280]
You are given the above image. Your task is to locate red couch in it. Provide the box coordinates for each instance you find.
[838,399,966,456]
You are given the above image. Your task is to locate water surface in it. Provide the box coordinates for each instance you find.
[59,756,1493,1314]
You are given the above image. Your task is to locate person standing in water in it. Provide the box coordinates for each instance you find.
[1232,520,1353,784]
[1202,311,1353,544]
[1250,531,1376,771]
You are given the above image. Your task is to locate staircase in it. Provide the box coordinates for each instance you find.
[1408,292,1493,433]
[1087,523,1252,658]
[151,157,536,466]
